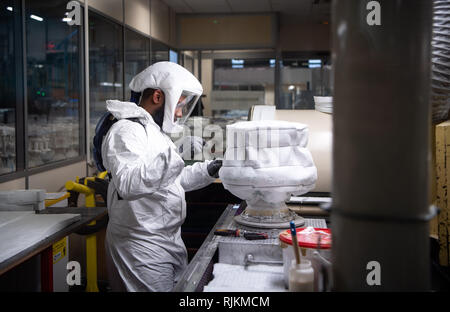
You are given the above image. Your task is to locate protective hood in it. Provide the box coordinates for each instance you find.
[106,100,153,124]
[129,61,203,133]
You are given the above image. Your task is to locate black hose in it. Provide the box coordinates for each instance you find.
[69,177,110,236]
[75,214,109,235]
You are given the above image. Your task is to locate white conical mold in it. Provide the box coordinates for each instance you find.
[219,120,318,227]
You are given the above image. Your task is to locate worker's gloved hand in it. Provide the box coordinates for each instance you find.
[207,159,223,178]
[174,136,204,159]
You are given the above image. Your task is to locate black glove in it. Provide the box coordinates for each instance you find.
[207,160,223,178]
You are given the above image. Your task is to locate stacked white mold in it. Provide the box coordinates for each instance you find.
[219,120,318,228]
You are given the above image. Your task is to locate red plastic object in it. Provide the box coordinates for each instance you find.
[279,228,332,249]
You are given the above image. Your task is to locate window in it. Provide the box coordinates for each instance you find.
[124,28,150,100]
[212,58,275,118]
[169,49,178,64]
[278,57,332,110]
[151,39,168,64]
[25,0,82,168]
[181,52,194,74]
[0,0,18,174]
[89,11,123,151]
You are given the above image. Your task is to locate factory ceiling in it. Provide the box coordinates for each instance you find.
[161,0,331,24]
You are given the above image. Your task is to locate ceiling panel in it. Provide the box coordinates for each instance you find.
[310,0,331,23]
[227,0,271,13]
[161,0,329,23]
[184,0,232,13]
[161,0,193,13]
[270,0,312,12]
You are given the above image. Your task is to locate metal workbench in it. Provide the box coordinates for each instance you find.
[0,206,107,276]
[174,204,237,292]
[174,204,328,292]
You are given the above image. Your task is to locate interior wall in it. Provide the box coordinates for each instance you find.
[150,0,171,45]
[201,58,213,116]
[28,162,87,192]
[279,22,331,51]
[125,0,151,36]
[177,14,276,50]
[86,0,124,22]
[169,7,177,47]
[265,85,275,105]
[0,178,26,191]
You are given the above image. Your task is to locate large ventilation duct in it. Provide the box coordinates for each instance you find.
[331,0,433,291]
[431,0,450,123]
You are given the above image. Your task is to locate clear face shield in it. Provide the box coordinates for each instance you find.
[174,91,200,125]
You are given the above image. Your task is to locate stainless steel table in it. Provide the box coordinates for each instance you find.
[0,206,107,276]
[174,204,237,292]
[175,203,328,292]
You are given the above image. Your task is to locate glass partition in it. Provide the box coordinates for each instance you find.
[182,52,194,74]
[212,58,275,118]
[89,11,124,152]
[169,49,178,64]
[278,58,332,110]
[124,28,150,100]
[25,0,82,168]
[0,0,18,174]
[151,39,169,64]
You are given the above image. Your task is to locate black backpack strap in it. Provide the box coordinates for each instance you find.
[126,117,145,128]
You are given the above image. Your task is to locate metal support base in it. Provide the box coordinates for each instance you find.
[234,210,305,229]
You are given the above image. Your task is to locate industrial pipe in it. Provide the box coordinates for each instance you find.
[331,0,433,291]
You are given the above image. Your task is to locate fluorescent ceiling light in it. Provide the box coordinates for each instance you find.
[309,59,322,64]
[100,82,122,87]
[6,6,13,11]
[232,65,244,69]
[30,14,43,22]
[308,64,321,68]
[288,85,295,91]
[231,59,244,65]
[62,17,71,22]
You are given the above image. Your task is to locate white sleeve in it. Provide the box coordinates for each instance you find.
[102,121,184,200]
[179,160,216,192]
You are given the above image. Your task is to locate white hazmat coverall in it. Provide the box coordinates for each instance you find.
[102,100,215,292]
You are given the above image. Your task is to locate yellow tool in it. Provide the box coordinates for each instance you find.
[65,171,108,292]
[45,192,70,208]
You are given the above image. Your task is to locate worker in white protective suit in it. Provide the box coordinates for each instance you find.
[102,62,222,292]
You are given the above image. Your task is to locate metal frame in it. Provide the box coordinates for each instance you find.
[198,50,202,83]
[122,10,126,101]
[14,0,25,174]
[79,1,86,162]
[83,1,89,171]
[0,0,88,184]
[21,0,28,187]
